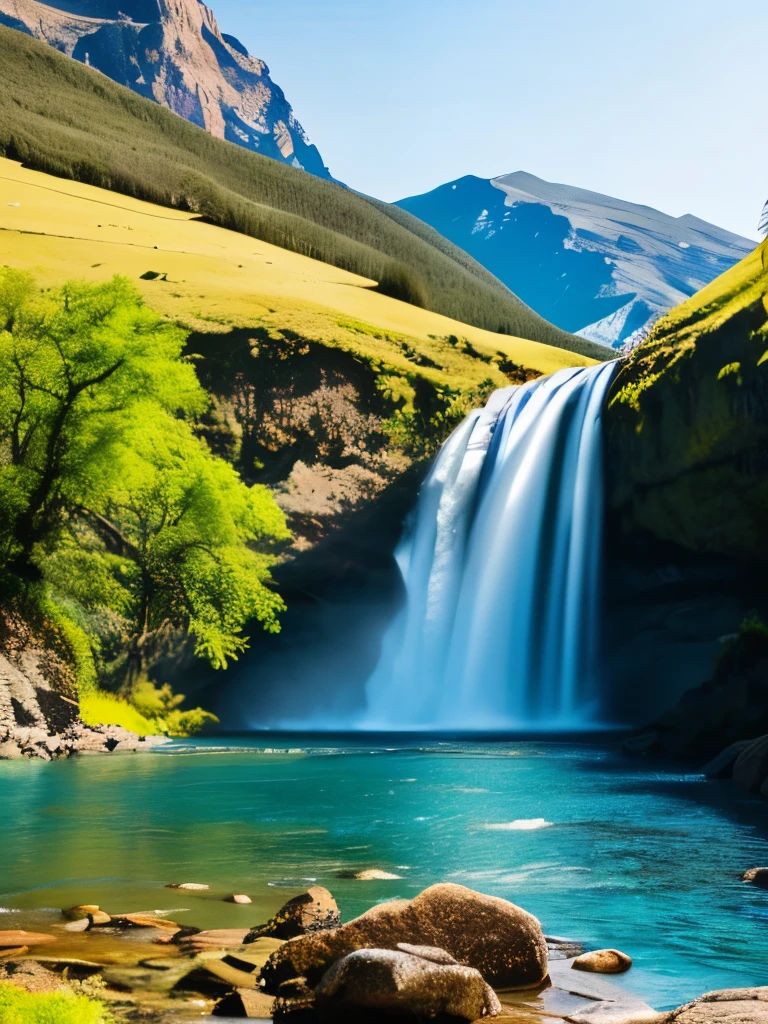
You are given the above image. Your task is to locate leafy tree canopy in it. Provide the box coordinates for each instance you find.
[0,271,289,683]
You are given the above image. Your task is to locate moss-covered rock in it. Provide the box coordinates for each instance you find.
[606,241,768,561]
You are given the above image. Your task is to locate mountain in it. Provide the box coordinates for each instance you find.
[0,25,605,357]
[397,173,755,349]
[0,0,330,178]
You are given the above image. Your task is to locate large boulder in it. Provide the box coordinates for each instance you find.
[246,887,340,941]
[667,987,768,1023]
[260,883,548,992]
[315,946,501,1020]
[733,735,768,792]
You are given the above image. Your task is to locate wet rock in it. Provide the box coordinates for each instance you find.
[315,947,502,1020]
[667,987,768,1024]
[63,919,91,933]
[63,904,101,922]
[0,947,28,960]
[278,977,314,999]
[733,736,768,792]
[0,930,56,948]
[260,883,548,992]
[102,963,198,994]
[0,739,22,759]
[572,949,633,974]
[247,886,340,941]
[742,868,768,889]
[178,928,251,953]
[0,960,66,993]
[701,741,752,779]
[202,957,259,989]
[112,913,181,930]
[214,987,275,1018]
[546,935,586,960]
[226,894,253,905]
[166,882,210,890]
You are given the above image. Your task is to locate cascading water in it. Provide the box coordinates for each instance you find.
[363,361,618,730]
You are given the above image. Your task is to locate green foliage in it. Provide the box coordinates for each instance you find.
[0,983,111,1024]
[39,595,98,693]
[376,262,429,308]
[0,269,201,574]
[0,273,289,686]
[132,681,219,737]
[738,613,768,642]
[0,25,608,359]
[80,683,219,737]
[79,692,158,735]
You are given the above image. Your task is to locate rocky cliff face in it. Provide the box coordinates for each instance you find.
[606,239,768,561]
[604,239,767,729]
[0,0,330,178]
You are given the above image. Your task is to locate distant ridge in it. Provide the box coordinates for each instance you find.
[0,25,607,358]
[0,0,330,178]
[398,172,754,349]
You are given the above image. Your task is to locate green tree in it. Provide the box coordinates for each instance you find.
[0,272,289,684]
[0,271,202,577]
[74,413,289,673]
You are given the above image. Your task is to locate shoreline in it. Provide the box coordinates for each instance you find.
[0,890,763,1024]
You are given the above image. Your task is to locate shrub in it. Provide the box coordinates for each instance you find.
[78,693,158,736]
[376,263,429,308]
[131,681,219,737]
[0,984,111,1024]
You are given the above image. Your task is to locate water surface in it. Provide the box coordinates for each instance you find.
[2,737,767,1010]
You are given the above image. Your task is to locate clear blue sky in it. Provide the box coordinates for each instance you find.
[212,0,766,239]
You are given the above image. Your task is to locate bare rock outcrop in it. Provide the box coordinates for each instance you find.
[0,0,329,177]
[665,987,768,1024]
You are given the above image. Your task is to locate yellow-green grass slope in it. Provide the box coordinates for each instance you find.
[0,157,596,403]
[607,238,768,560]
[0,24,607,360]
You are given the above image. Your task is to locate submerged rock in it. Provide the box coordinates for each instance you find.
[572,949,632,975]
[315,946,501,1020]
[226,894,253,905]
[166,882,210,890]
[246,886,340,941]
[351,870,403,881]
[260,883,548,992]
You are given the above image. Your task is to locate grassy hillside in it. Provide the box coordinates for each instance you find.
[0,156,594,395]
[607,239,767,560]
[0,25,606,360]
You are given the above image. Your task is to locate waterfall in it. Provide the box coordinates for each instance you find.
[363,361,618,730]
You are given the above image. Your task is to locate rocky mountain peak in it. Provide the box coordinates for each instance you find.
[0,0,330,177]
